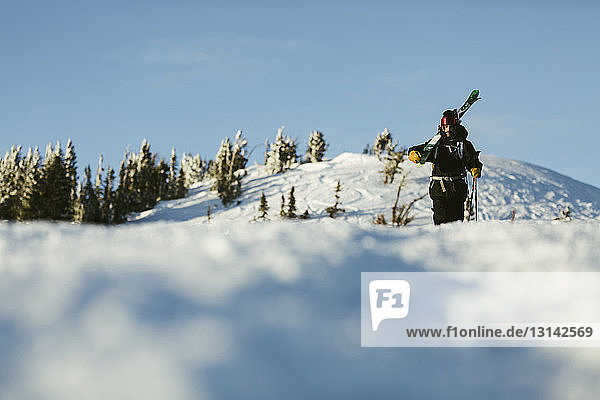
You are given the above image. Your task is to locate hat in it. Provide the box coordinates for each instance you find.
[441,109,459,126]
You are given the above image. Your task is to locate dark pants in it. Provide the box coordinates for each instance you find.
[429,179,468,225]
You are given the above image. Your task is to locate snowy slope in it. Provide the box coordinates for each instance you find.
[1,153,600,400]
[132,153,600,225]
[1,221,600,399]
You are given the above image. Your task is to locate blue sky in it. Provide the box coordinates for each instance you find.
[1,0,599,187]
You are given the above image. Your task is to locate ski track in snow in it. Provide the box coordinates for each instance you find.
[1,153,600,399]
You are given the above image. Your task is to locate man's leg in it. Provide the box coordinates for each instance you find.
[447,181,469,223]
[432,197,452,225]
[429,181,453,225]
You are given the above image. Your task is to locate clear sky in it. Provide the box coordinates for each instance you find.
[1,0,599,187]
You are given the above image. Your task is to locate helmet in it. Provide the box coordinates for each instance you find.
[441,109,459,126]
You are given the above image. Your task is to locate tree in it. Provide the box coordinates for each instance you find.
[38,142,71,220]
[101,167,116,224]
[74,165,102,223]
[19,147,43,220]
[280,194,286,218]
[180,153,207,187]
[210,131,247,206]
[256,192,269,221]
[0,146,23,220]
[64,139,78,218]
[306,130,328,163]
[265,126,297,174]
[286,186,297,218]
[325,180,345,218]
[373,128,393,160]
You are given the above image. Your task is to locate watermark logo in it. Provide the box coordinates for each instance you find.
[369,280,411,331]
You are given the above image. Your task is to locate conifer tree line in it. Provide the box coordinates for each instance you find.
[0,139,190,223]
[0,125,412,223]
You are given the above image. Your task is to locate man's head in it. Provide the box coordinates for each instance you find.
[440,109,459,137]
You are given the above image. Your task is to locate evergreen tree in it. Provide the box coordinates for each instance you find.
[280,194,286,218]
[64,139,78,218]
[257,192,269,221]
[172,167,188,199]
[39,142,71,220]
[101,167,116,223]
[210,131,247,206]
[325,180,346,218]
[180,153,207,187]
[286,186,297,218]
[265,126,297,174]
[167,148,178,199]
[156,158,169,200]
[113,151,132,224]
[19,147,43,220]
[306,130,328,163]
[74,165,102,223]
[373,128,393,160]
[0,146,23,220]
[95,154,104,192]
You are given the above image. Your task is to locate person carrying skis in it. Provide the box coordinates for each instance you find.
[408,109,482,225]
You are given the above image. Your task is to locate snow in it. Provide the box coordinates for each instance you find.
[131,153,600,225]
[1,153,600,399]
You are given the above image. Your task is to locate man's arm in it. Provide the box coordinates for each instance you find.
[463,140,483,174]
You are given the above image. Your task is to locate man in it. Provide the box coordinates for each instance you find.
[408,109,482,225]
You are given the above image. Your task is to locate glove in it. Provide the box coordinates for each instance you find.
[471,167,481,178]
[408,150,421,163]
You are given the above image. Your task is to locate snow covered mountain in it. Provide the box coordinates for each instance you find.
[132,153,600,224]
[1,153,600,400]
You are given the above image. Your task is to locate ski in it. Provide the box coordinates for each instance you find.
[458,89,481,119]
[417,89,481,165]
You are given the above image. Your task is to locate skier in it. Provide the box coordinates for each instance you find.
[408,109,483,225]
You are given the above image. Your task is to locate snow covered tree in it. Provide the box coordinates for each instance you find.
[74,165,102,223]
[180,153,207,187]
[156,158,169,200]
[38,142,72,220]
[113,151,134,223]
[100,167,116,224]
[265,126,297,174]
[0,146,23,220]
[373,128,393,160]
[64,139,78,217]
[94,154,104,193]
[210,131,247,206]
[19,147,43,220]
[306,130,328,163]
[325,180,345,218]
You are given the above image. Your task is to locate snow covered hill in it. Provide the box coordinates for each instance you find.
[131,153,600,225]
[1,153,600,400]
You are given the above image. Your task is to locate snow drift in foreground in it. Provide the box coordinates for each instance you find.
[1,220,600,400]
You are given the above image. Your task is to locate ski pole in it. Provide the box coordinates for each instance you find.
[474,177,478,222]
